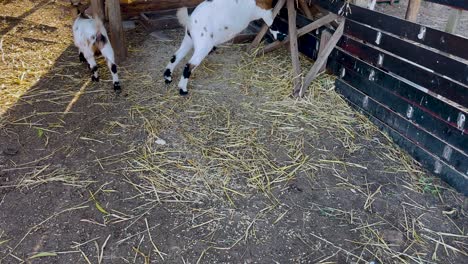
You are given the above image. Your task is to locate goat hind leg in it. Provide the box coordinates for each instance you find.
[100,43,121,93]
[164,33,193,84]
[82,49,99,82]
[177,45,211,95]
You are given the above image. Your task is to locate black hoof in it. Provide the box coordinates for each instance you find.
[92,76,99,82]
[164,69,172,84]
[179,89,188,96]
[277,33,287,42]
[79,52,86,63]
[114,82,121,94]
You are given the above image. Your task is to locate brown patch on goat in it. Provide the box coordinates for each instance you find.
[255,0,273,10]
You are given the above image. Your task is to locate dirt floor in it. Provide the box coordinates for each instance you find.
[0,1,467,264]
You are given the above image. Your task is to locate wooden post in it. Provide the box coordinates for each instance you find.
[287,0,302,93]
[247,0,286,51]
[318,30,332,73]
[298,0,314,19]
[296,20,344,97]
[107,0,127,63]
[405,0,422,22]
[91,0,104,20]
[445,9,462,34]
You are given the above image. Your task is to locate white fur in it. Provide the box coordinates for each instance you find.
[72,14,120,89]
[165,0,283,94]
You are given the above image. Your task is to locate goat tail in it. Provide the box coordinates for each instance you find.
[176,7,190,28]
[94,15,105,35]
[93,15,108,47]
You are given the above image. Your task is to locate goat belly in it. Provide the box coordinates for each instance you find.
[189,0,258,45]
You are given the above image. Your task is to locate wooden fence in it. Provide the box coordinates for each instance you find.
[276,0,468,194]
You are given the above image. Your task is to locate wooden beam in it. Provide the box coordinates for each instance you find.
[107,0,127,63]
[445,9,462,34]
[298,0,314,19]
[318,29,332,73]
[247,0,286,51]
[261,13,337,54]
[405,0,422,22]
[91,0,105,20]
[287,0,302,93]
[296,20,344,97]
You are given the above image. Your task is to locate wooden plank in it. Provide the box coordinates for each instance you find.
[425,0,468,10]
[340,19,468,85]
[91,0,105,20]
[310,0,468,61]
[120,0,203,18]
[318,30,332,72]
[248,0,286,51]
[330,59,468,159]
[287,0,302,94]
[285,12,468,106]
[107,0,127,63]
[299,0,314,19]
[297,21,343,97]
[337,34,468,107]
[445,9,463,33]
[328,49,467,126]
[262,13,337,54]
[335,80,468,195]
[274,12,468,128]
[405,0,422,22]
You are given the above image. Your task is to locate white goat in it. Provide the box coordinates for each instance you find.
[71,2,121,93]
[164,0,287,95]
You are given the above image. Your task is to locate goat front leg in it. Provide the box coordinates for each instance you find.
[164,32,193,84]
[177,45,211,95]
[258,8,287,41]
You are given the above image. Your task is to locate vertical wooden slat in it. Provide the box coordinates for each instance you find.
[287,0,302,94]
[445,9,462,34]
[405,0,422,22]
[297,20,344,97]
[107,0,127,63]
[91,0,104,20]
[298,0,314,19]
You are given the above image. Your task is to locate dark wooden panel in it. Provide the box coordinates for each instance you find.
[342,19,468,85]
[425,0,468,10]
[335,80,468,195]
[328,49,467,131]
[311,0,468,61]
[287,13,468,107]
[330,60,468,173]
[275,12,467,125]
[336,35,468,107]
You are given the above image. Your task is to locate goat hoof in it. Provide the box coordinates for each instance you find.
[92,76,100,82]
[277,33,287,42]
[79,52,86,62]
[114,82,121,94]
[164,69,172,84]
[179,89,188,96]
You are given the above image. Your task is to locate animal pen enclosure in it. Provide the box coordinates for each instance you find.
[0,0,467,263]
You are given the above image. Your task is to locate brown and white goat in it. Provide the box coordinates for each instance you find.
[164,0,287,95]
